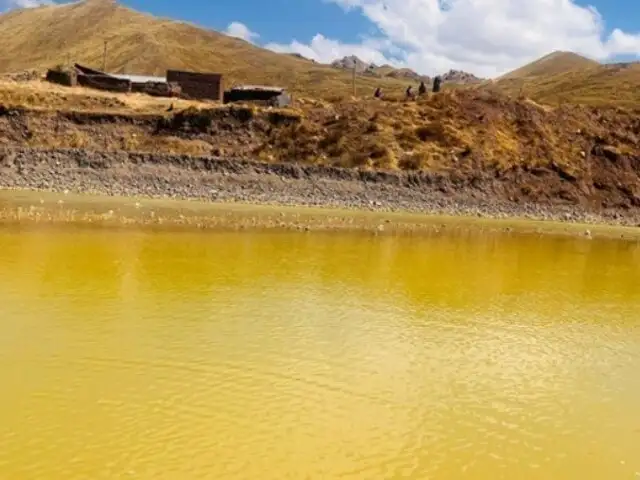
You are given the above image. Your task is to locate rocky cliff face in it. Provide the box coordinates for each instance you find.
[384,68,431,83]
[330,55,371,73]
[441,69,482,84]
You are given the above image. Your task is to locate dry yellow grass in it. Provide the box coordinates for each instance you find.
[252,90,587,170]
[498,51,599,80]
[1,77,637,174]
[3,1,638,107]
[0,78,209,113]
[494,52,640,107]
[1,78,640,213]
[0,0,412,100]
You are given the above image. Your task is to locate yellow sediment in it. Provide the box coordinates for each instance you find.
[0,189,638,240]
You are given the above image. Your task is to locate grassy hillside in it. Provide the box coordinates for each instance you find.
[498,51,598,80]
[2,1,640,107]
[495,62,640,107]
[0,0,412,99]
[493,52,640,107]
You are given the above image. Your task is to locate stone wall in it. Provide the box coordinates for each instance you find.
[45,69,78,87]
[166,70,223,101]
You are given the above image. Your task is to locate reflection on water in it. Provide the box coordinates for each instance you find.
[1,227,639,479]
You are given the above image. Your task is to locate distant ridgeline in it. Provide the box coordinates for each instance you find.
[329,55,484,85]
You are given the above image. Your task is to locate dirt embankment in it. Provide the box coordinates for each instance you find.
[1,89,640,224]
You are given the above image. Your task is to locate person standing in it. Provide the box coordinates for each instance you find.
[432,76,442,93]
[405,85,415,100]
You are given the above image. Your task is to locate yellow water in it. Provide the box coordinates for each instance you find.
[1,226,639,479]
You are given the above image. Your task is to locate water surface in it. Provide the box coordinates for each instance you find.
[1,227,639,479]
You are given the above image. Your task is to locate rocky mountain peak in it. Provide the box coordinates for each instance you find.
[330,56,483,85]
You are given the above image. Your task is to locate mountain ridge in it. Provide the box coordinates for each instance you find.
[329,55,484,85]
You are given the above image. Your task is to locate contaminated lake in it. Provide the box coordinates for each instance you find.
[1,225,639,479]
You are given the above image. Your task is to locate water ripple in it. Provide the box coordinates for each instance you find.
[1,229,640,479]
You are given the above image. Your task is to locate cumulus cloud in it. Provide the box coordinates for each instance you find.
[265,0,640,77]
[0,0,53,10]
[266,34,397,65]
[225,21,259,43]
[606,29,640,55]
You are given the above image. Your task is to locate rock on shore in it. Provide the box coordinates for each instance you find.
[0,147,639,227]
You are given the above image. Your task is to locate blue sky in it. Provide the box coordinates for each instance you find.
[120,0,640,76]
[125,0,638,49]
[127,0,373,46]
[3,0,640,76]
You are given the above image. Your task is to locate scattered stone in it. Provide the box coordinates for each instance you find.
[0,147,639,231]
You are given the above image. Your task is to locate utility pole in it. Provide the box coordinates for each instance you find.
[102,40,108,71]
[352,60,356,98]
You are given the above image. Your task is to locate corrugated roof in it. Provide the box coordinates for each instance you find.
[108,73,166,83]
[231,85,285,92]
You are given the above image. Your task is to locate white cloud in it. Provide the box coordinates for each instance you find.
[225,21,259,43]
[606,29,640,55]
[266,34,396,66]
[0,0,53,10]
[265,0,640,77]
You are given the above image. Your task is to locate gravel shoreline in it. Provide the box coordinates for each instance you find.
[1,147,639,228]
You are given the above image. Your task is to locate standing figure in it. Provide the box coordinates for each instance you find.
[405,85,415,100]
[432,76,442,93]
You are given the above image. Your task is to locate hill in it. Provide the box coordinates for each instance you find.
[1,1,639,107]
[493,52,640,106]
[495,62,640,107]
[0,0,412,99]
[499,51,599,80]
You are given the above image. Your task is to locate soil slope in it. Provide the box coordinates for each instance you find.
[1,81,639,218]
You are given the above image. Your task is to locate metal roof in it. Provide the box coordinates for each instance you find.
[108,73,166,83]
[231,85,285,92]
